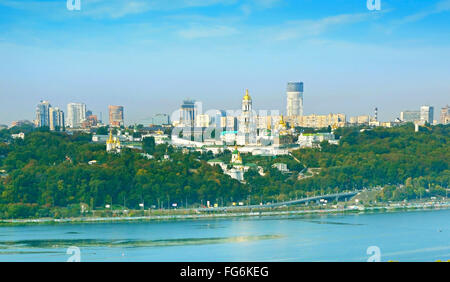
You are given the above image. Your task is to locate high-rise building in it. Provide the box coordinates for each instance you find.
[420,106,434,124]
[195,114,210,128]
[349,115,370,125]
[400,110,421,122]
[213,110,227,128]
[49,107,65,131]
[11,120,34,128]
[180,99,196,127]
[108,105,124,127]
[67,103,87,128]
[226,116,238,131]
[440,105,449,125]
[82,115,98,128]
[286,82,304,117]
[87,110,98,126]
[295,113,346,128]
[35,100,51,127]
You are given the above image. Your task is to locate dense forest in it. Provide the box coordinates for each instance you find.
[290,124,449,195]
[0,123,448,218]
[236,124,448,204]
[0,129,246,218]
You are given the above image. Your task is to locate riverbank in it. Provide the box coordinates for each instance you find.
[1,201,449,226]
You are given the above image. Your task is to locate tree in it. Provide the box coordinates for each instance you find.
[96,126,108,135]
[0,124,448,219]
[142,137,156,154]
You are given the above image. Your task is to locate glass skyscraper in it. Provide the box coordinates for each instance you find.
[400,110,421,122]
[180,99,196,127]
[35,100,51,127]
[420,106,434,124]
[67,103,87,128]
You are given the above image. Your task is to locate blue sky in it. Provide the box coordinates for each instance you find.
[0,0,449,125]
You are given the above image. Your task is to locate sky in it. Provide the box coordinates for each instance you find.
[0,0,449,125]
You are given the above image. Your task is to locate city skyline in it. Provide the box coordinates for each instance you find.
[2,89,448,128]
[1,0,450,124]
[1,0,450,266]
[26,92,447,131]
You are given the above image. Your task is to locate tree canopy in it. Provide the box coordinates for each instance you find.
[0,123,448,218]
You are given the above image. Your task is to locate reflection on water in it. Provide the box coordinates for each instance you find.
[304,220,364,226]
[0,210,448,262]
[261,213,365,225]
[192,223,226,230]
[0,235,283,251]
[0,251,60,255]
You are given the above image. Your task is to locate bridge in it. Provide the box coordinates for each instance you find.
[198,190,359,212]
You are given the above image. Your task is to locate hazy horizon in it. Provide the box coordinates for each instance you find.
[1,0,449,125]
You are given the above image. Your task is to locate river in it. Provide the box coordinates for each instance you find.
[0,209,448,262]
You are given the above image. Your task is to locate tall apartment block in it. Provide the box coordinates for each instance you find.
[286,82,304,117]
[108,105,124,127]
[67,103,87,128]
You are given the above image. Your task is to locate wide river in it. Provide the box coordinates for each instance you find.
[0,209,448,262]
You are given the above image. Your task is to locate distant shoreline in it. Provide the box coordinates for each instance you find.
[1,202,449,226]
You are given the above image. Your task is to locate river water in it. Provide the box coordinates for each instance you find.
[0,209,448,262]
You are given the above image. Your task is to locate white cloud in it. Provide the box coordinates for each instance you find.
[177,25,238,39]
[83,1,152,19]
[436,0,450,10]
[268,12,379,41]
[0,0,283,20]
[0,0,239,19]
[395,0,450,25]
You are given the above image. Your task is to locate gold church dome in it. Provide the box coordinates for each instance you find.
[107,131,114,144]
[243,89,251,101]
[279,115,286,126]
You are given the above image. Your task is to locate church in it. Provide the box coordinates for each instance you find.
[231,145,243,165]
[237,89,257,146]
[106,131,122,153]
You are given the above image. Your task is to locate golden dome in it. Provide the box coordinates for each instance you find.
[279,115,286,126]
[107,131,114,144]
[243,89,251,101]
